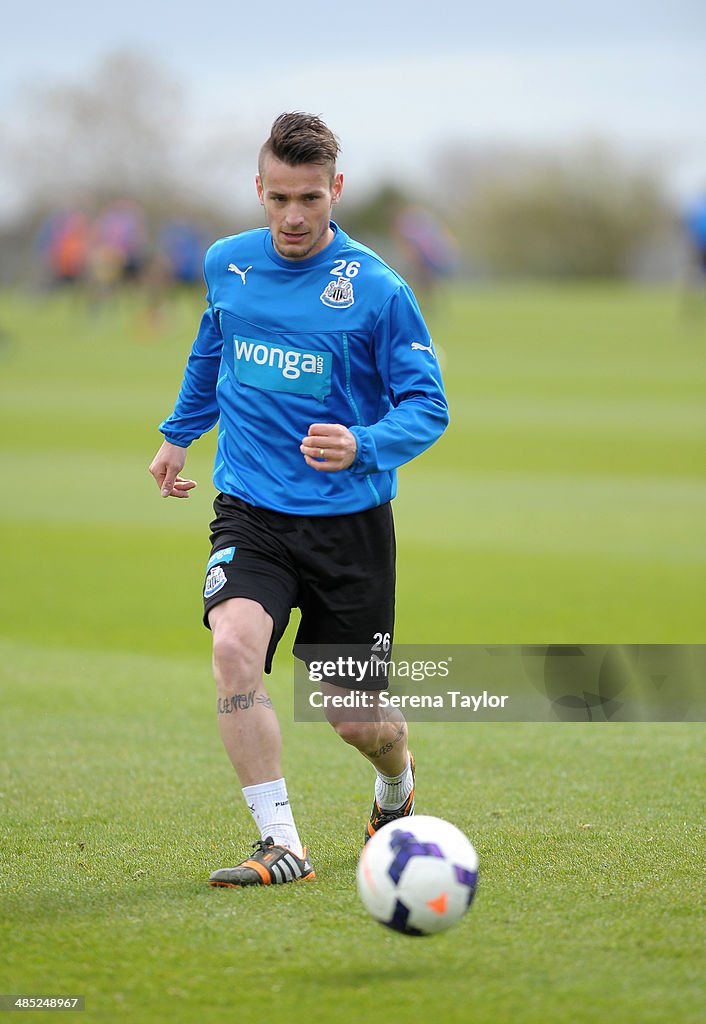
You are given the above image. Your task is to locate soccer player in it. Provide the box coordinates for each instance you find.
[149,112,448,887]
[682,192,706,313]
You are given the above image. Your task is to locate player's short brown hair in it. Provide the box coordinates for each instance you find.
[259,112,340,179]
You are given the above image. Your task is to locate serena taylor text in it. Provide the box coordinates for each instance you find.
[309,691,510,711]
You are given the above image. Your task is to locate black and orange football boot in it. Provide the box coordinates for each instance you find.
[209,837,316,887]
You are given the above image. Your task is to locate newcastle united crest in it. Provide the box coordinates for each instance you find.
[320,276,355,308]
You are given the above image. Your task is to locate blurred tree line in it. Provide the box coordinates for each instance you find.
[0,52,249,286]
[428,140,675,278]
[0,51,682,285]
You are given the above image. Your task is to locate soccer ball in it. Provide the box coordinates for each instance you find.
[356,815,479,936]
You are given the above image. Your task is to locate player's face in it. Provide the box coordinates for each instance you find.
[256,157,343,260]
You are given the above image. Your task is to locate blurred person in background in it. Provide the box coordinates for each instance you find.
[393,204,459,308]
[87,199,149,302]
[142,219,211,330]
[157,220,209,287]
[35,209,90,288]
[682,192,706,314]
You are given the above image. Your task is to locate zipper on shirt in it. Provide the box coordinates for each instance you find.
[341,332,381,506]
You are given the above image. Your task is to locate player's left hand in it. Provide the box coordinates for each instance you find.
[300,423,357,472]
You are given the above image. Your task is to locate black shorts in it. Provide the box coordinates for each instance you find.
[203,494,396,677]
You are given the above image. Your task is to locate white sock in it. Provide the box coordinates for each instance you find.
[375,756,413,810]
[242,778,304,858]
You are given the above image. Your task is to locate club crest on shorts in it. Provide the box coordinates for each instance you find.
[320,276,354,308]
[204,565,227,598]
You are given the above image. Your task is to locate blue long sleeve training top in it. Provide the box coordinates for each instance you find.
[159,221,449,516]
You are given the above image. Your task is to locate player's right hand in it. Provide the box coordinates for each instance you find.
[149,440,197,498]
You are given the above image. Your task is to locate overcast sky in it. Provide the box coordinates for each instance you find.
[2,0,705,215]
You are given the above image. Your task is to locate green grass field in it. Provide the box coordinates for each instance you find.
[1,283,704,1022]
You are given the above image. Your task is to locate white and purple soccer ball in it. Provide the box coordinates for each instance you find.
[357,815,479,936]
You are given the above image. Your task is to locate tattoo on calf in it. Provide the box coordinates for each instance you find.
[367,724,405,759]
[217,691,254,714]
[217,691,274,714]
